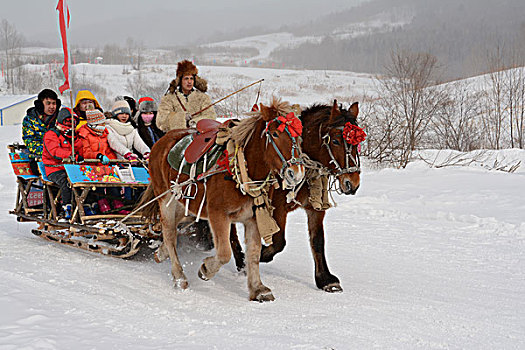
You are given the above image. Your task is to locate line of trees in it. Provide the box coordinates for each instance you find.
[361,45,525,168]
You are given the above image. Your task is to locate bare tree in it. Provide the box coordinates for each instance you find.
[0,19,24,93]
[430,80,483,151]
[503,46,525,148]
[126,72,166,104]
[371,49,446,167]
[126,37,144,71]
[482,45,506,149]
[210,79,258,118]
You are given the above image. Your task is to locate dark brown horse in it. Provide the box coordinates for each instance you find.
[142,98,305,301]
[230,101,363,292]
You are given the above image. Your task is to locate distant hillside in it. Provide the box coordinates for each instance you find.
[199,0,525,79]
[272,0,525,79]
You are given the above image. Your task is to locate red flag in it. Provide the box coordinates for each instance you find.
[56,0,70,94]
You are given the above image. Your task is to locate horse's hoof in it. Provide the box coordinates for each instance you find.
[175,278,189,290]
[250,286,275,302]
[252,291,275,302]
[322,283,343,293]
[198,264,210,281]
[154,249,167,263]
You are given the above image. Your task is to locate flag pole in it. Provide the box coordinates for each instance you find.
[57,0,76,160]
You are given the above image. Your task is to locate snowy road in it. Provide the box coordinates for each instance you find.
[0,125,524,348]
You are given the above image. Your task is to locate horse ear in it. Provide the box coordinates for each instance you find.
[328,99,340,124]
[259,104,273,122]
[349,102,359,119]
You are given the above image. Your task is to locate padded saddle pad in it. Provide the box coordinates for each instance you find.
[168,134,224,177]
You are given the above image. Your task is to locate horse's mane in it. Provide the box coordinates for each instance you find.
[301,104,357,130]
[231,97,292,148]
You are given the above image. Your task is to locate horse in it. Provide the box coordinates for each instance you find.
[229,100,363,292]
[141,98,305,301]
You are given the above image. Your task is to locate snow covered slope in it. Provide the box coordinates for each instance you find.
[1,122,524,348]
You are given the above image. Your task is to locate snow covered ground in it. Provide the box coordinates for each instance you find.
[1,120,524,348]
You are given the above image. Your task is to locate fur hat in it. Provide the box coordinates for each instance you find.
[168,60,208,94]
[138,97,157,113]
[111,100,131,117]
[86,109,105,125]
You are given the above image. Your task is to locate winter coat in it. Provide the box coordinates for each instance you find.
[157,85,216,131]
[42,129,84,176]
[77,124,117,161]
[22,107,58,158]
[136,112,165,148]
[106,119,150,159]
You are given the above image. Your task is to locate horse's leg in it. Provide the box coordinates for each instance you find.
[260,209,287,263]
[198,215,231,280]
[154,242,169,263]
[306,208,342,292]
[244,219,274,302]
[230,223,245,272]
[159,199,188,289]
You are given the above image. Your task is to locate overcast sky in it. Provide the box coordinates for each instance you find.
[3,0,366,47]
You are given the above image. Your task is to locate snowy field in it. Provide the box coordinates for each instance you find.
[0,120,524,349]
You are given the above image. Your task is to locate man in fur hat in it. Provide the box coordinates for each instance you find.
[157,60,216,131]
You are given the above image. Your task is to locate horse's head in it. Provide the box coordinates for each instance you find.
[318,100,364,195]
[260,100,305,188]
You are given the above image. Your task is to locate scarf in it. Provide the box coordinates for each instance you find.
[107,118,135,136]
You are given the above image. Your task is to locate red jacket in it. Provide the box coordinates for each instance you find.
[42,129,84,176]
[77,124,117,162]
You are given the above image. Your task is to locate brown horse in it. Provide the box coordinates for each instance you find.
[230,100,363,292]
[143,98,305,301]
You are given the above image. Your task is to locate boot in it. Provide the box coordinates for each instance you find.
[91,202,99,214]
[83,203,95,216]
[98,198,110,213]
[112,199,130,215]
[63,204,72,219]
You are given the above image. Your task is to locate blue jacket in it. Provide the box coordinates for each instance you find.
[22,107,57,158]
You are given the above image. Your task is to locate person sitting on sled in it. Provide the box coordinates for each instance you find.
[22,88,61,174]
[77,109,128,214]
[42,108,84,219]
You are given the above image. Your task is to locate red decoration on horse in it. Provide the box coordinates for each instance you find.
[272,112,303,137]
[342,123,366,145]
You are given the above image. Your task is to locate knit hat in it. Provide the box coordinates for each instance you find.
[56,107,78,127]
[111,100,131,117]
[86,109,105,125]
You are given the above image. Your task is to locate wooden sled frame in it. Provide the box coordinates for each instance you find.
[8,144,160,258]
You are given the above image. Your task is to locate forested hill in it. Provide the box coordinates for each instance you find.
[271,0,525,79]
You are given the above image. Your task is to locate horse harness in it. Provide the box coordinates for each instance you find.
[320,125,361,177]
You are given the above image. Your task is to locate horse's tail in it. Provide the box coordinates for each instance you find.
[137,183,159,220]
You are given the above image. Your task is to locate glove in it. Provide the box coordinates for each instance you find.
[143,152,150,161]
[124,152,139,162]
[96,153,110,165]
[75,154,84,163]
[185,112,192,122]
[62,155,74,164]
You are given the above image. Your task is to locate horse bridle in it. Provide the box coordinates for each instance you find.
[320,125,361,176]
[265,119,304,180]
